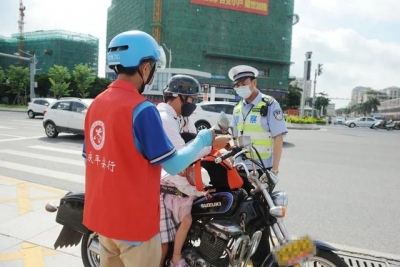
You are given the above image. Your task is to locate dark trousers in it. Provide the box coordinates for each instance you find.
[238,168,271,267]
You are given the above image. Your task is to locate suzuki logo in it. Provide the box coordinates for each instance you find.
[201,202,222,208]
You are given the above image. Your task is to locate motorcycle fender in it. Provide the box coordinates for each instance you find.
[53,225,83,249]
[314,240,336,251]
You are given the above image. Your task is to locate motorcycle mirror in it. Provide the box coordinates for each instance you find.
[217,112,230,134]
[45,202,58,212]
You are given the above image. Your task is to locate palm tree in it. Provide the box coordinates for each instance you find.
[367,97,380,113]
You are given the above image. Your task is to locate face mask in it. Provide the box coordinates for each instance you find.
[144,84,153,93]
[236,85,252,99]
[181,102,197,117]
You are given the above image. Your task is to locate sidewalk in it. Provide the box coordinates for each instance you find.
[0,175,83,267]
[0,108,27,113]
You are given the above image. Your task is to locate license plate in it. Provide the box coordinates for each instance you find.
[274,236,316,266]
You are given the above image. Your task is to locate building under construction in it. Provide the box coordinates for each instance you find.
[0,30,99,74]
[106,0,296,101]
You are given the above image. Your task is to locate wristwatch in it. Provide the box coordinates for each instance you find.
[271,169,279,175]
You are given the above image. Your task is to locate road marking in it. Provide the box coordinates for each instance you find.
[0,133,24,138]
[0,160,84,184]
[0,136,43,143]
[0,122,41,127]
[0,149,84,166]
[0,242,58,266]
[0,125,14,129]
[29,145,82,155]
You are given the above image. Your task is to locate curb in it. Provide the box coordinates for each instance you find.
[286,122,321,130]
[0,108,27,113]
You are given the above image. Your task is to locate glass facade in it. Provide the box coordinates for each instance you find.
[106,0,295,99]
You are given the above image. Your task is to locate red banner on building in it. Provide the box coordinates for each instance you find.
[190,0,269,16]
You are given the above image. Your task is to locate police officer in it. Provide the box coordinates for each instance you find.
[228,65,287,267]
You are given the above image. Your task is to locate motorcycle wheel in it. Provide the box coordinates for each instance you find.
[302,249,348,267]
[81,231,100,267]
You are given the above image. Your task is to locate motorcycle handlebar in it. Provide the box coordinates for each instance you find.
[215,146,243,164]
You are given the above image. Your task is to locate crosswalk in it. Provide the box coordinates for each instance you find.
[0,144,85,184]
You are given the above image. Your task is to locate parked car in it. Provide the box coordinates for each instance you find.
[191,101,237,132]
[333,117,345,125]
[43,98,94,138]
[27,98,56,118]
[344,117,380,128]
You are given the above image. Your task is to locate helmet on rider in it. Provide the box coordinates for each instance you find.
[106,30,166,93]
[163,75,200,117]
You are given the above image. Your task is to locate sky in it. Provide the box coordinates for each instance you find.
[1,0,399,109]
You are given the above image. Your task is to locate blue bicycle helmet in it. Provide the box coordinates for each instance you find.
[107,30,166,69]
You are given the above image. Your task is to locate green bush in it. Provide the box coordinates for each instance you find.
[285,116,326,125]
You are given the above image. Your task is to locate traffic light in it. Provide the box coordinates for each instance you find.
[318,64,323,76]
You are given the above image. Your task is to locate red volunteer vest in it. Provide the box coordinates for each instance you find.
[83,80,161,241]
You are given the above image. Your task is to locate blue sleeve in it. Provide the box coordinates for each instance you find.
[133,101,176,165]
[82,140,86,159]
[161,129,212,175]
[267,100,288,137]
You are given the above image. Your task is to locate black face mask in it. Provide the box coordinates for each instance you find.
[181,102,196,117]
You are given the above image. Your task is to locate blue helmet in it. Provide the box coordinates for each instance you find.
[107,30,166,69]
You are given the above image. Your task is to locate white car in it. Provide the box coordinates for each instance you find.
[43,97,94,138]
[344,117,379,128]
[333,117,345,125]
[191,101,237,132]
[27,98,56,118]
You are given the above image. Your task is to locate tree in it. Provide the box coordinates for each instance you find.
[315,92,330,116]
[285,85,301,109]
[49,78,71,99]
[72,63,96,98]
[48,65,71,98]
[365,97,380,113]
[0,67,5,84]
[89,77,112,98]
[6,65,30,105]
[35,73,52,97]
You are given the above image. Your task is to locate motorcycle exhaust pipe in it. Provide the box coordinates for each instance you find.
[88,237,101,255]
[243,231,263,267]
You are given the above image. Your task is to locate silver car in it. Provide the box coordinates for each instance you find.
[344,117,379,128]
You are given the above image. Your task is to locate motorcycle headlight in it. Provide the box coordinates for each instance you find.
[271,190,288,207]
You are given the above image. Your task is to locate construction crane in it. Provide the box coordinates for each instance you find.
[152,0,162,43]
[18,0,26,60]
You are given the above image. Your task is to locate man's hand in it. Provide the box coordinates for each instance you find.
[212,135,232,150]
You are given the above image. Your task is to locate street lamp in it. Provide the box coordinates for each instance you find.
[0,51,36,100]
[311,64,323,117]
[162,43,172,78]
[300,51,312,117]
[18,50,38,101]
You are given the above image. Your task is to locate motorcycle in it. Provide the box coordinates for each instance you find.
[46,113,349,267]
[371,120,394,131]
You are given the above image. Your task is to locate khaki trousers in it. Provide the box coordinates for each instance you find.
[99,234,161,267]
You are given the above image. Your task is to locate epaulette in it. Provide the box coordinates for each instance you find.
[261,96,275,106]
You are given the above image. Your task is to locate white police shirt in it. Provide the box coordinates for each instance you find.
[231,91,288,169]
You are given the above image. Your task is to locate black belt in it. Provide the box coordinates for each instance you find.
[160,185,188,197]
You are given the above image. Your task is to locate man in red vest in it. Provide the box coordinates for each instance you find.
[82,30,230,267]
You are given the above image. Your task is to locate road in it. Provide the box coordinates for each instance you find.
[0,111,399,256]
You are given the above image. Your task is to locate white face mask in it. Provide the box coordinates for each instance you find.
[235,85,252,99]
[144,84,153,93]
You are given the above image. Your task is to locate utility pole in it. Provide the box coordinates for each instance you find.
[0,52,36,100]
[300,51,312,117]
[311,63,323,117]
